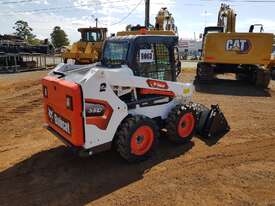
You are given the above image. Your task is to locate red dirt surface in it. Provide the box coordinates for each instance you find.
[0,70,275,206]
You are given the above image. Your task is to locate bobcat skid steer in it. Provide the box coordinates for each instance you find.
[42,35,229,162]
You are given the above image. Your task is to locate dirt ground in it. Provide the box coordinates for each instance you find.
[0,69,275,206]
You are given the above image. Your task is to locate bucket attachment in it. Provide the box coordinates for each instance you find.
[194,104,230,138]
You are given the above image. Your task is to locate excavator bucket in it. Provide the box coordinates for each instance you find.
[194,104,230,138]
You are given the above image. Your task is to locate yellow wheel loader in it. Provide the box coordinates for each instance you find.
[196,4,273,88]
[62,27,107,64]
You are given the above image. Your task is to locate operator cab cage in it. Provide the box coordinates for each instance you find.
[78,27,107,42]
[101,35,181,82]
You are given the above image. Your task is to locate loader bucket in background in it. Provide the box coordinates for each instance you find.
[194,104,230,139]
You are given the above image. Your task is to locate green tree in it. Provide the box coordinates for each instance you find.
[28,38,44,45]
[50,26,69,48]
[13,20,36,42]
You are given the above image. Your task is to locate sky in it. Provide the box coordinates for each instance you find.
[1,0,275,43]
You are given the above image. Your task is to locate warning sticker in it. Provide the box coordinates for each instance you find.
[140,49,154,63]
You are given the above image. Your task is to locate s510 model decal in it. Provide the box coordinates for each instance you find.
[225,39,251,54]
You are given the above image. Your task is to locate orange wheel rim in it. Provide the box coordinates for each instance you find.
[131,126,154,156]
[177,113,195,138]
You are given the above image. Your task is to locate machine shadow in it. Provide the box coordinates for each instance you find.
[194,78,272,97]
[0,138,194,206]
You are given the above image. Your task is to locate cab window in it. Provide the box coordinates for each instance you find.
[102,41,128,66]
[83,31,101,42]
[136,43,173,81]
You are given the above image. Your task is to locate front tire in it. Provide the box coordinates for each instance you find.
[166,104,196,144]
[115,115,159,162]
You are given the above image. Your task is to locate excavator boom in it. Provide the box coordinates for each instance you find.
[217,3,236,33]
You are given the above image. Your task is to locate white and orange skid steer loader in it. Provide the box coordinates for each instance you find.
[42,35,229,162]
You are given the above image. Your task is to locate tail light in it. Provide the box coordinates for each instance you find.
[66,95,73,110]
[43,86,48,97]
[85,103,105,116]
[85,99,113,130]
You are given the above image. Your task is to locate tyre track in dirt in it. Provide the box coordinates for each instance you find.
[0,82,43,143]
[0,71,58,172]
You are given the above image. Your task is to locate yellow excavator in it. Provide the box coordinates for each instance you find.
[154,7,177,33]
[62,27,107,64]
[117,7,177,36]
[196,3,273,88]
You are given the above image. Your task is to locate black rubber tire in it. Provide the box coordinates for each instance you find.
[166,104,196,144]
[115,115,159,162]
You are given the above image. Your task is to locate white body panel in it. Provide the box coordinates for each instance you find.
[52,64,194,149]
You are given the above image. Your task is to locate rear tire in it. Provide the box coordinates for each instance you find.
[115,115,159,162]
[166,104,196,144]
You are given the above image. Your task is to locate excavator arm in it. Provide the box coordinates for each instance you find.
[217,3,236,33]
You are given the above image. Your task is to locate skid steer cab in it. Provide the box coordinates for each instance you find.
[42,35,229,162]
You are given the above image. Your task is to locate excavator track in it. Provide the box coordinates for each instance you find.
[196,62,214,83]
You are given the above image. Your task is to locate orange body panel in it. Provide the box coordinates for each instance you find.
[42,76,84,146]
